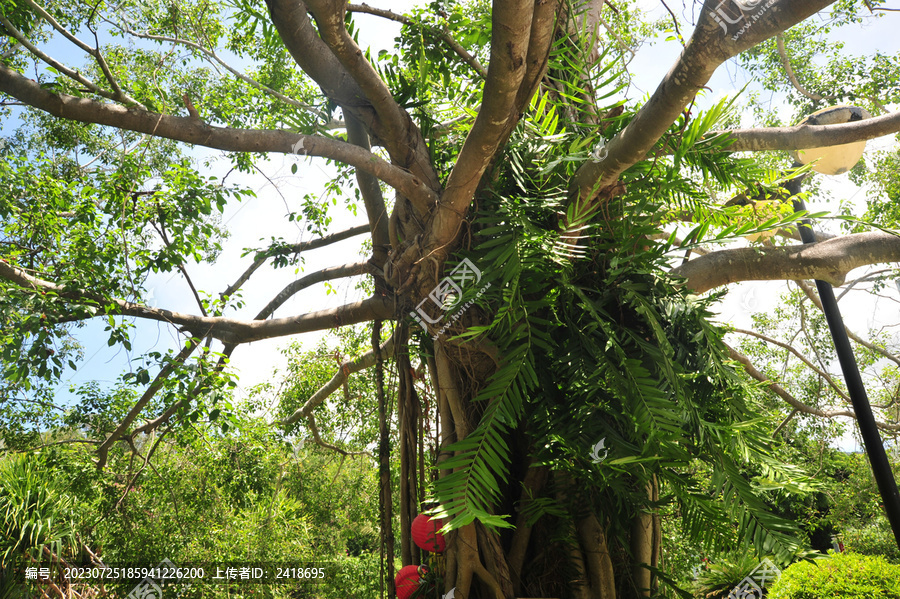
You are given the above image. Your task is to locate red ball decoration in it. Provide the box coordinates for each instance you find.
[395,564,427,599]
[411,513,446,553]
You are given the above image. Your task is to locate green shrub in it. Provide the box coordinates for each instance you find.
[769,552,900,599]
[843,518,900,563]
[0,453,77,562]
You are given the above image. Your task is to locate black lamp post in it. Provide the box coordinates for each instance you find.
[785,106,900,550]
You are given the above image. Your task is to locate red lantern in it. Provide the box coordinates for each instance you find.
[411,513,446,553]
[395,564,427,599]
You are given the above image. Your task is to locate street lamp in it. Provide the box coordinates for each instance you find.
[790,105,872,175]
[786,104,900,551]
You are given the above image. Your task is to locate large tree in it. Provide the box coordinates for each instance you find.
[2,0,900,597]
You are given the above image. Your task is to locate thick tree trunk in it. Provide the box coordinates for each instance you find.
[427,341,664,599]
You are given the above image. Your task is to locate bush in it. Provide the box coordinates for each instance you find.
[769,552,900,599]
[842,518,900,563]
[0,453,77,562]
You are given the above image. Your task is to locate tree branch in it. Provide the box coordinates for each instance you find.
[795,279,900,368]
[0,258,393,344]
[0,62,437,205]
[671,231,900,293]
[306,412,373,458]
[221,224,370,300]
[20,0,139,106]
[305,0,411,149]
[427,0,539,255]
[775,33,834,102]
[569,0,838,204]
[731,327,850,402]
[726,343,900,432]
[265,0,440,204]
[254,261,370,321]
[835,268,893,302]
[95,337,201,468]
[346,114,391,270]
[130,345,237,439]
[281,331,396,425]
[718,110,900,153]
[0,11,143,108]
[346,3,487,78]
[110,22,324,116]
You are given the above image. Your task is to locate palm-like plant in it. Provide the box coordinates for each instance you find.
[0,453,77,564]
[693,553,769,598]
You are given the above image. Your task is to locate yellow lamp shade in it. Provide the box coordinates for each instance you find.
[790,105,872,175]
[744,228,778,243]
[743,200,782,242]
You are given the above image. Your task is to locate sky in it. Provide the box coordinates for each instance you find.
[6,0,899,450]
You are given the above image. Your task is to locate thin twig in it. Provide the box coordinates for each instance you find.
[796,279,900,368]
[775,33,835,102]
[659,0,684,45]
[306,413,373,458]
[732,327,850,402]
[112,23,326,118]
[347,3,487,78]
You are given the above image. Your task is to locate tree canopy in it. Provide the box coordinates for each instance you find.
[2,0,900,597]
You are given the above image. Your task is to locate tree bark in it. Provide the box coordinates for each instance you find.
[672,231,900,293]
